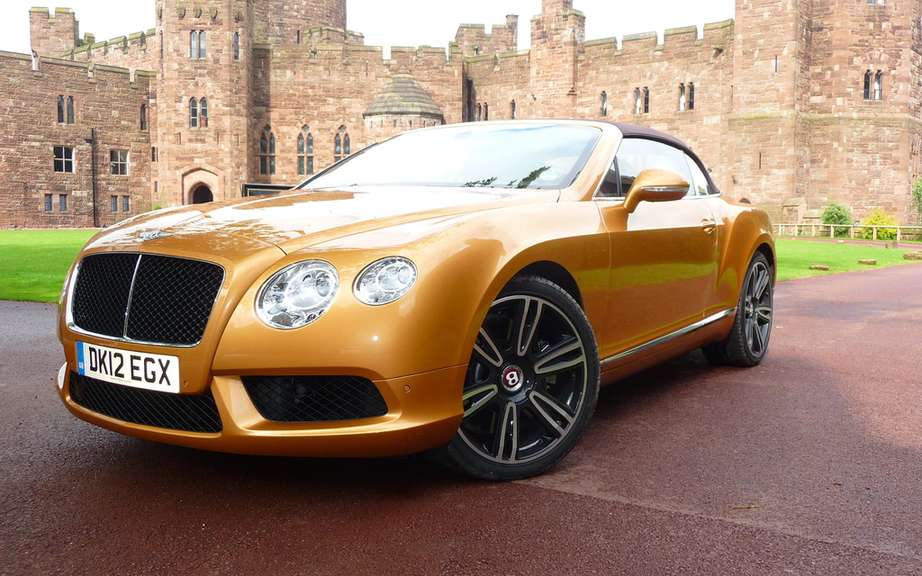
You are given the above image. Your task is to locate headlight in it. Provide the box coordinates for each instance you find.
[354,257,418,306]
[256,260,339,329]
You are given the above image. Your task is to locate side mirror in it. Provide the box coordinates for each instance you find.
[623,169,689,213]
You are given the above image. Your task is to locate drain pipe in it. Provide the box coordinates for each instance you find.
[84,128,99,228]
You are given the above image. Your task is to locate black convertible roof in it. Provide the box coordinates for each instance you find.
[612,122,691,153]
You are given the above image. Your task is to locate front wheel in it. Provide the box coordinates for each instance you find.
[704,252,774,367]
[439,276,600,481]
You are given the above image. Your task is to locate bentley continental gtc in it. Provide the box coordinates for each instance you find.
[57,121,775,480]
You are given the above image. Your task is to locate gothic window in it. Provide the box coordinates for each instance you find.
[53,146,74,173]
[642,87,650,114]
[484,103,489,121]
[874,70,883,100]
[297,126,315,176]
[140,104,148,130]
[233,32,240,61]
[633,88,642,115]
[200,97,208,127]
[151,147,158,162]
[57,96,65,123]
[66,96,75,124]
[688,82,696,110]
[678,83,687,112]
[334,126,350,162]
[191,31,206,59]
[600,91,609,116]
[772,55,780,74]
[110,150,129,176]
[189,97,199,128]
[865,70,883,101]
[259,127,276,175]
[476,103,482,121]
[510,99,517,119]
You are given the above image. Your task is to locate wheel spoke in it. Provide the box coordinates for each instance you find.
[495,401,518,462]
[751,319,765,352]
[755,306,772,324]
[752,268,770,300]
[474,328,504,368]
[463,384,498,418]
[529,391,574,436]
[516,298,543,357]
[534,339,584,375]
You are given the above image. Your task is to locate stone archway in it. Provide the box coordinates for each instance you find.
[191,184,213,204]
[181,166,222,206]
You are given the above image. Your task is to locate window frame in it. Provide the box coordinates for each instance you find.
[122,195,131,213]
[110,195,119,213]
[59,193,68,212]
[53,146,75,173]
[110,149,129,176]
[44,193,53,213]
[189,97,199,128]
[593,136,721,201]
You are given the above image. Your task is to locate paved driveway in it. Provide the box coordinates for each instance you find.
[2,265,921,575]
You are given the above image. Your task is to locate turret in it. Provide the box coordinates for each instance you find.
[30,7,80,56]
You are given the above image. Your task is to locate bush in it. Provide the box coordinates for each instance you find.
[859,208,898,241]
[821,203,853,237]
[913,178,922,222]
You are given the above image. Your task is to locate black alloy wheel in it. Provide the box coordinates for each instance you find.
[440,276,600,481]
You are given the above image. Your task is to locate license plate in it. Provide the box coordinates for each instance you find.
[76,341,180,394]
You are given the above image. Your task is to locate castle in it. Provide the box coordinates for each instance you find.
[1,0,918,228]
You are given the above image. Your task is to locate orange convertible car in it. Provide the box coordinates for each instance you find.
[56,121,774,480]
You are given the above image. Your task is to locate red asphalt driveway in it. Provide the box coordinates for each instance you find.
[1,264,921,575]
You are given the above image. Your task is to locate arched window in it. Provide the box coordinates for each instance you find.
[874,70,883,101]
[476,104,482,121]
[484,103,489,121]
[679,83,687,112]
[198,30,207,59]
[864,70,873,100]
[334,126,350,162]
[510,99,517,119]
[233,32,240,61]
[66,96,75,124]
[642,87,650,114]
[57,96,65,123]
[688,82,696,110]
[259,126,276,175]
[140,103,148,130]
[190,31,198,59]
[600,91,609,116]
[297,126,315,176]
[633,88,642,115]
[199,98,208,128]
[189,97,199,128]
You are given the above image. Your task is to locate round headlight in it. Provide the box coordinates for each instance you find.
[354,257,418,306]
[256,260,339,329]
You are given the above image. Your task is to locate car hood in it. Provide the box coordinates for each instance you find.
[87,187,559,255]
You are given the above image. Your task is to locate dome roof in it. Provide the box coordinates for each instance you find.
[364,74,444,119]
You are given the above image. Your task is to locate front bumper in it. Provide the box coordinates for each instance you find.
[57,363,466,458]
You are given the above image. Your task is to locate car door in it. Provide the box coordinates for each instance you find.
[595,138,719,356]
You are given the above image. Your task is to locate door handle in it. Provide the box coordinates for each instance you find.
[701,218,717,235]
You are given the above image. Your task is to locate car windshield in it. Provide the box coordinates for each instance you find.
[301,124,602,191]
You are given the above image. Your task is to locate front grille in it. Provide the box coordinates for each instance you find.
[243,376,388,423]
[71,253,224,346]
[69,372,222,433]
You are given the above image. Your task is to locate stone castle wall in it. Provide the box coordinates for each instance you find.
[0,52,152,228]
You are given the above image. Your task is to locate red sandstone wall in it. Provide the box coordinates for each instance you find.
[0,53,152,228]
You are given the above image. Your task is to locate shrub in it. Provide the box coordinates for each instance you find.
[821,203,853,237]
[859,208,898,241]
[913,178,922,222]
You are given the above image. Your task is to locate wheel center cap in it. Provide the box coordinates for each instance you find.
[501,365,526,393]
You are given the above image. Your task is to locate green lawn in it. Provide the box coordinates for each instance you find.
[0,229,96,302]
[775,238,916,282]
[0,230,918,303]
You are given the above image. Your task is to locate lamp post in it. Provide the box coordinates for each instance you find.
[84,128,99,228]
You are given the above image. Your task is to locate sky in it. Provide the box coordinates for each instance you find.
[0,0,735,56]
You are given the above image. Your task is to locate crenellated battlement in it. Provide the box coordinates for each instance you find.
[454,15,518,58]
[580,18,733,61]
[65,28,159,71]
[30,6,80,56]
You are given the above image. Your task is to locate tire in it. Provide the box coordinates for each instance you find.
[703,252,774,367]
[438,276,600,481]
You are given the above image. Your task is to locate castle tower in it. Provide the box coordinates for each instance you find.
[529,0,585,117]
[29,7,79,56]
[153,0,254,206]
[251,0,347,43]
